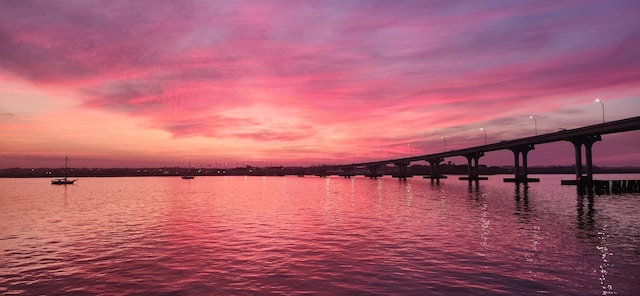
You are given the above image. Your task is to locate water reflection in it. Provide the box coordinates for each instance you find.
[464,181,490,256]
[62,184,69,207]
[512,184,541,265]
[479,196,489,255]
[514,184,531,223]
[376,178,384,220]
[405,182,413,208]
[323,177,335,221]
[597,225,615,295]
[2,176,639,295]
[575,191,615,295]
[467,180,480,194]
[576,192,596,233]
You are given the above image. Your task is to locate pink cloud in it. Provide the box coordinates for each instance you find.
[1,0,639,167]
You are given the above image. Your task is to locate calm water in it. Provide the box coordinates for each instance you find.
[1,175,640,295]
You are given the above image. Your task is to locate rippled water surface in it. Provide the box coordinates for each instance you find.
[2,175,640,295]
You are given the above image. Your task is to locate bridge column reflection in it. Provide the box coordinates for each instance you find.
[514,183,531,222]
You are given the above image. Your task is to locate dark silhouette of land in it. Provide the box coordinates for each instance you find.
[1,164,639,178]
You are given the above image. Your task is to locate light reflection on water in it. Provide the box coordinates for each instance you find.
[1,175,639,295]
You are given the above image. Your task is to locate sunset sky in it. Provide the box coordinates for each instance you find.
[1,0,640,169]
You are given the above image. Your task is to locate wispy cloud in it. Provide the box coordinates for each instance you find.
[1,0,639,166]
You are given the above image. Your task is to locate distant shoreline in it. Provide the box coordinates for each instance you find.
[2,165,639,178]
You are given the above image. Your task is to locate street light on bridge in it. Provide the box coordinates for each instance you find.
[407,143,412,157]
[529,115,537,136]
[595,98,605,123]
[480,128,487,145]
[440,136,447,152]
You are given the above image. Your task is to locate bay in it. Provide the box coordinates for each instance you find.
[1,174,639,295]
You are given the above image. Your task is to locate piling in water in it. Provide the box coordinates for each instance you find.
[574,180,640,194]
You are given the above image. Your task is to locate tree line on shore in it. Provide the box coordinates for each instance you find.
[1,164,639,178]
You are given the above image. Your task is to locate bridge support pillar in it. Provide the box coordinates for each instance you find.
[366,165,381,178]
[460,152,485,181]
[504,144,539,183]
[314,168,329,178]
[393,161,412,180]
[339,166,355,178]
[568,134,602,183]
[426,158,446,181]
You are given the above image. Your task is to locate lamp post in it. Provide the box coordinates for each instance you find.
[529,115,537,136]
[441,136,447,152]
[480,128,487,145]
[595,98,605,123]
[407,143,412,157]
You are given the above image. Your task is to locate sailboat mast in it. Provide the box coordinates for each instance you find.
[64,156,69,179]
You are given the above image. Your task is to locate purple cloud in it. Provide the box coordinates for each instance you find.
[1,0,640,166]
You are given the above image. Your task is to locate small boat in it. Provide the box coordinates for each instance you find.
[182,163,195,179]
[52,156,76,185]
[51,177,76,185]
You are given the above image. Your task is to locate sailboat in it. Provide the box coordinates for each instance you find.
[182,163,195,179]
[51,156,76,185]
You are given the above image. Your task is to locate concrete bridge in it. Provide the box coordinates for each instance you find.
[320,116,640,183]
